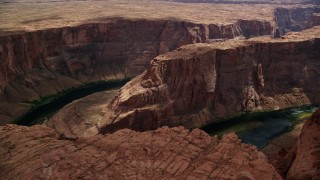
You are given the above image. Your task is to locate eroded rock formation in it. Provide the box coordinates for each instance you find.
[0,18,273,124]
[274,7,320,37]
[0,2,319,179]
[0,125,282,179]
[77,27,319,136]
[263,107,320,179]
[286,108,320,179]
[1,5,320,125]
[0,19,274,95]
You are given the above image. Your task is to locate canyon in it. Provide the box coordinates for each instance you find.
[1,3,320,125]
[48,26,320,138]
[0,18,274,124]
[0,0,320,179]
[1,107,319,179]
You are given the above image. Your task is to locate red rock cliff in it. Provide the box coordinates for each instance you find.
[94,28,320,135]
[273,7,320,37]
[0,18,273,124]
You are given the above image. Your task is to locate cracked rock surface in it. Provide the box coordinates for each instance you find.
[0,125,281,179]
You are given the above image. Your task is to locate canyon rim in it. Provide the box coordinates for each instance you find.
[0,0,320,179]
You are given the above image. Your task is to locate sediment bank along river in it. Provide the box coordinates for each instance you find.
[15,79,129,126]
[201,105,318,149]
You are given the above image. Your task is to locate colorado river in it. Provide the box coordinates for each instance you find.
[201,105,318,149]
[15,79,129,126]
[16,81,318,150]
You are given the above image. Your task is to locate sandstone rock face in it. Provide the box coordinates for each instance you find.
[0,19,273,96]
[95,27,320,135]
[0,18,273,124]
[287,108,320,179]
[47,89,119,138]
[208,19,272,39]
[0,125,282,179]
[274,7,320,37]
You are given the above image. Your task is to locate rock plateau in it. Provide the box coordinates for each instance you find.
[0,1,320,179]
[0,125,282,179]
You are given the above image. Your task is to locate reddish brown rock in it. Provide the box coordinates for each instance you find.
[262,123,304,177]
[89,27,320,135]
[0,125,281,179]
[287,108,320,179]
[0,19,273,98]
[1,6,320,125]
[208,19,272,39]
[47,89,119,138]
[274,7,320,37]
[0,18,273,124]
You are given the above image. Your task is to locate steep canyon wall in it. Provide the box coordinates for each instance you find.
[1,6,320,125]
[0,18,272,124]
[274,7,320,37]
[93,31,320,136]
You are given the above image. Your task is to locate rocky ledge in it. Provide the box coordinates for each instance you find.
[77,26,320,136]
[0,125,281,179]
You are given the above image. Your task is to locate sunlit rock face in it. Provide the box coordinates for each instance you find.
[0,18,273,124]
[0,125,281,179]
[93,27,320,136]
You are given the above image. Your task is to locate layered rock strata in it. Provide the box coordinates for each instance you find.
[274,7,320,37]
[0,18,272,124]
[0,19,273,95]
[90,27,320,136]
[2,6,320,125]
[0,125,282,179]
